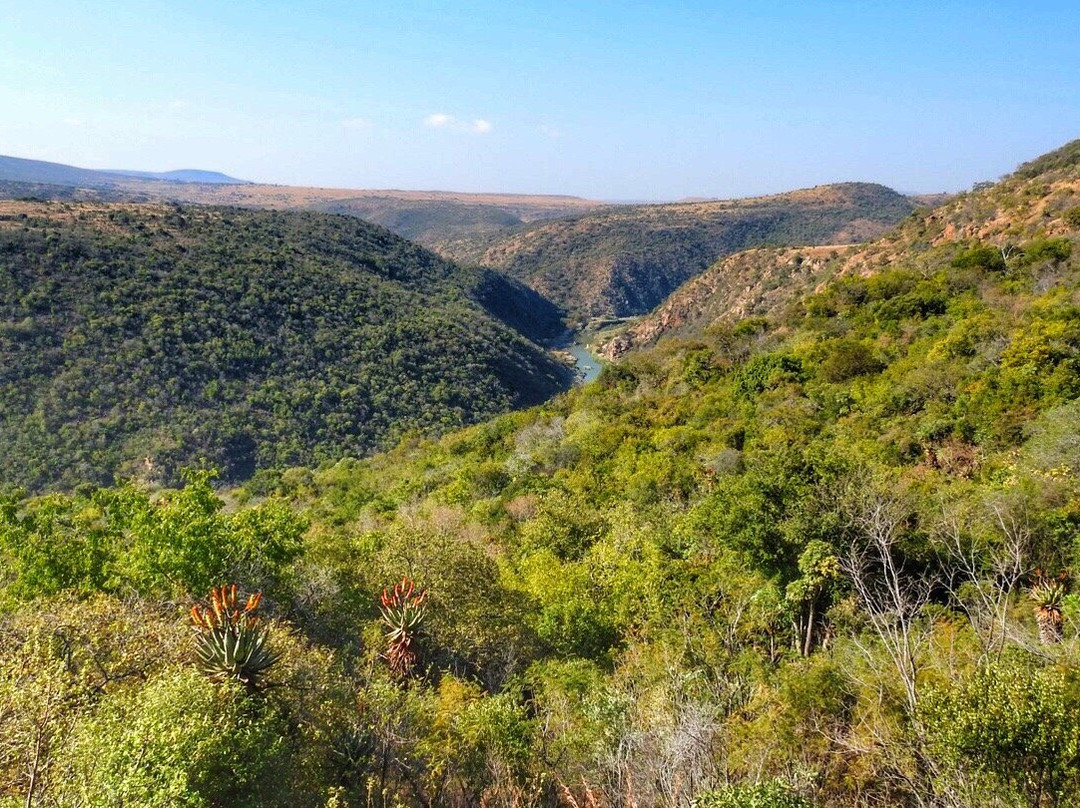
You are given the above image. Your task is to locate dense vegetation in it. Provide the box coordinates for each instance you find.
[436,183,916,322]
[0,202,572,491]
[3,140,1080,808]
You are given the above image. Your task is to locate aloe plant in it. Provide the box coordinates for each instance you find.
[191,584,277,689]
[379,576,428,679]
[1029,571,1068,645]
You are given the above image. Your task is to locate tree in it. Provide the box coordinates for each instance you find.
[785,540,841,656]
[840,483,931,713]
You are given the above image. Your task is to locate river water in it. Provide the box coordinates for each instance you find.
[566,342,603,383]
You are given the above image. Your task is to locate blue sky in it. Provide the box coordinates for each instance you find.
[2,1,1078,199]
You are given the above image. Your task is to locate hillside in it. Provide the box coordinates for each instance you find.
[0,157,913,325]
[606,138,1080,357]
[599,244,849,358]
[434,182,916,322]
[0,155,244,188]
[0,201,573,491]
[0,154,132,188]
[434,182,915,321]
[4,139,1080,808]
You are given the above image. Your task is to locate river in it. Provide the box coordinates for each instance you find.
[566,342,603,383]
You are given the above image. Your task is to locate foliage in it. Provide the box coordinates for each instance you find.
[0,470,305,603]
[920,658,1080,807]
[952,242,1006,273]
[1029,571,1068,645]
[440,183,915,321]
[54,669,289,808]
[3,139,1080,807]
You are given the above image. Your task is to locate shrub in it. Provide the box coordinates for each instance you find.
[735,354,805,398]
[55,669,290,808]
[379,576,428,679]
[692,780,811,808]
[1020,236,1072,266]
[191,584,277,690]
[952,243,1006,273]
[819,339,884,383]
[919,658,1080,807]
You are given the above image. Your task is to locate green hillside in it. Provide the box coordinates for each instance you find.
[3,141,1080,808]
[0,201,572,490]
[435,182,916,322]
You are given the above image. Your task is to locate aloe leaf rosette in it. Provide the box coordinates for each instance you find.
[191,584,277,688]
[379,576,428,679]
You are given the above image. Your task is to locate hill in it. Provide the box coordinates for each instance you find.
[604,137,1080,357]
[0,154,133,189]
[0,155,244,188]
[0,201,573,491]
[433,182,916,323]
[598,243,848,358]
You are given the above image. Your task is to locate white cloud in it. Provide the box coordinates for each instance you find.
[167,99,188,110]
[540,124,563,138]
[425,112,453,128]
[424,112,492,135]
[62,117,84,127]
[341,117,372,131]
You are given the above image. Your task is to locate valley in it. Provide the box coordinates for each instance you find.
[3,137,1080,808]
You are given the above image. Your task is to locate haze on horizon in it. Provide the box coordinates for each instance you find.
[2,0,1079,201]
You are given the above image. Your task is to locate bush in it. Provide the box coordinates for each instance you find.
[0,471,307,604]
[819,339,884,383]
[692,780,810,808]
[952,243,1006,273]
[55,669,291,808]
[1020,236,1072,266]
[919,658,1080,807]
[735,354,805,398]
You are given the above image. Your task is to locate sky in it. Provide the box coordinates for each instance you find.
[1,1,1079,200]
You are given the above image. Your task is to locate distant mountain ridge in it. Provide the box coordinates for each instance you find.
[99,168,248,184]
[0,152,604,256]
[0,154,245,187]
